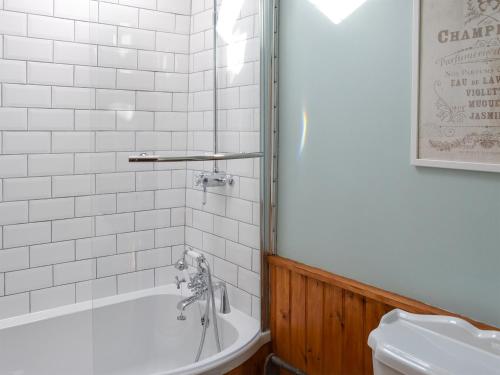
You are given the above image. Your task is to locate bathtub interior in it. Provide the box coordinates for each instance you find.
[0,288,254,375]
[92,294,239,375]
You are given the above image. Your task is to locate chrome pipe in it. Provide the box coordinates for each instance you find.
[128,152,263,163]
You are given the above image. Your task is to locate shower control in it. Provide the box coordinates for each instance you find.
[194,171,234,205]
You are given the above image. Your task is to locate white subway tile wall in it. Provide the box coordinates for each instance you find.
[0,0,260,320]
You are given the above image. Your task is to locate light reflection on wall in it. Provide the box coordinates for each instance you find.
[299,110,308,158]
[308,0,368,24]
[217,0,247,76]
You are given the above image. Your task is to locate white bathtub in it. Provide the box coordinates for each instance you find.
[0,284,268,375]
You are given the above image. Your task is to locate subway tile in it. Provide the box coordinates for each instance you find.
[117,191,154,213]
[238,222,259,248]
[97,253,135,278]
[2,84,51,108]
[121,0,156,10]
[52,87,96,109]
[136,131,172,151]
[76,276,116,301]
[155,112,187,131]
[54,259,96,285]
[138,50,174,72]
[96,89,135,110]
[135,209,171,231]
[31,284,75,312]
[76,235,116,259]
[136,92,172,111]
[54,41,97,66]
[117,230,154,254]
[117,69,154,91]
[0,293,29,319]
[52,217,94,241]
[0,247,29,273]
[75,110,116,130]
[156,32,189,53]
[135,171,171,191]
[0,11,27,36]
[213,257,237,286]
[28,154,74,176]
[0,60,26,83]
[28,109,74,131]
[96,131,135,151]
[0,155,28,178]
[95,213,134,236]
[155,226,184,247]
[155,189,185,209]
[75,194,116,217]
[213,216,238,242]
[155,72,189,92]
[136,247,171,270]
[238,268,259,297]
[75,21,117,46]
[226,197,252,223]
[117,111,154,131]
[139,9,175,33]
[28,15,75,42]
[202,232,225,258]
[98,46,137,69]
[74,66,116,89]
[5,265,52,294]
[52,132,95,153]
[118,270,154,294]
[52,174,95,197]
[4,36,53,62]
[4,177,51,201]
[0,108,28,130]
[75,153,116,174]
[96,172,135,194]
[118,27,155,50]
[29,198,75,222]
[99,2,138,27]
[0,201,28,225]
[175,15,190,34]
[4,0,54,16]
[30,241,75,267]
[226,241,252,269]
[185,226,202,249]
[3,132,51,154]
[54,0,91,21]
[157,0,191,15]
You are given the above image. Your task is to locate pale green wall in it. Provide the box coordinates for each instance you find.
[277,0,500,326]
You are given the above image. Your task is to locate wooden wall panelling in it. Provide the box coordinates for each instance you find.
[269,255,497,375]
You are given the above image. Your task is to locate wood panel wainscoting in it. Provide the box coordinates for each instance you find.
[269,255,497,375]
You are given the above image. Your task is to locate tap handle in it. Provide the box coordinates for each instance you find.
[175,275,186,289]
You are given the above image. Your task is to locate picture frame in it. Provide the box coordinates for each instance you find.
[411,0,500,173]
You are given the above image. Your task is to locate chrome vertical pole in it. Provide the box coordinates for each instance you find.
[260,0,279,332]
[213,0,219,172]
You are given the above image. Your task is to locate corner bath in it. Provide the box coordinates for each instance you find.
[0,285,267,375]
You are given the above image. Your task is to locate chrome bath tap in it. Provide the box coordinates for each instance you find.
[174,250,231,315]
[174,249,231,362]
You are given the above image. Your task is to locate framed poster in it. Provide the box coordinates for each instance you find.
[412,0,500,172]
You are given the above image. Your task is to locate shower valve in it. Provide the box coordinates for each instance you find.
[194,172,234,205]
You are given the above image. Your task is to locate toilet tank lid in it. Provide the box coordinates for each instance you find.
[368,309,500,375]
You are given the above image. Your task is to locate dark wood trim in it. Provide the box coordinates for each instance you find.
[269,255,496,330]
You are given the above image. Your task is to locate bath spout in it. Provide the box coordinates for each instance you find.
[177,294,202,312]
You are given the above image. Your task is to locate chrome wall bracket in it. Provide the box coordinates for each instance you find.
[195,171,234,205]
